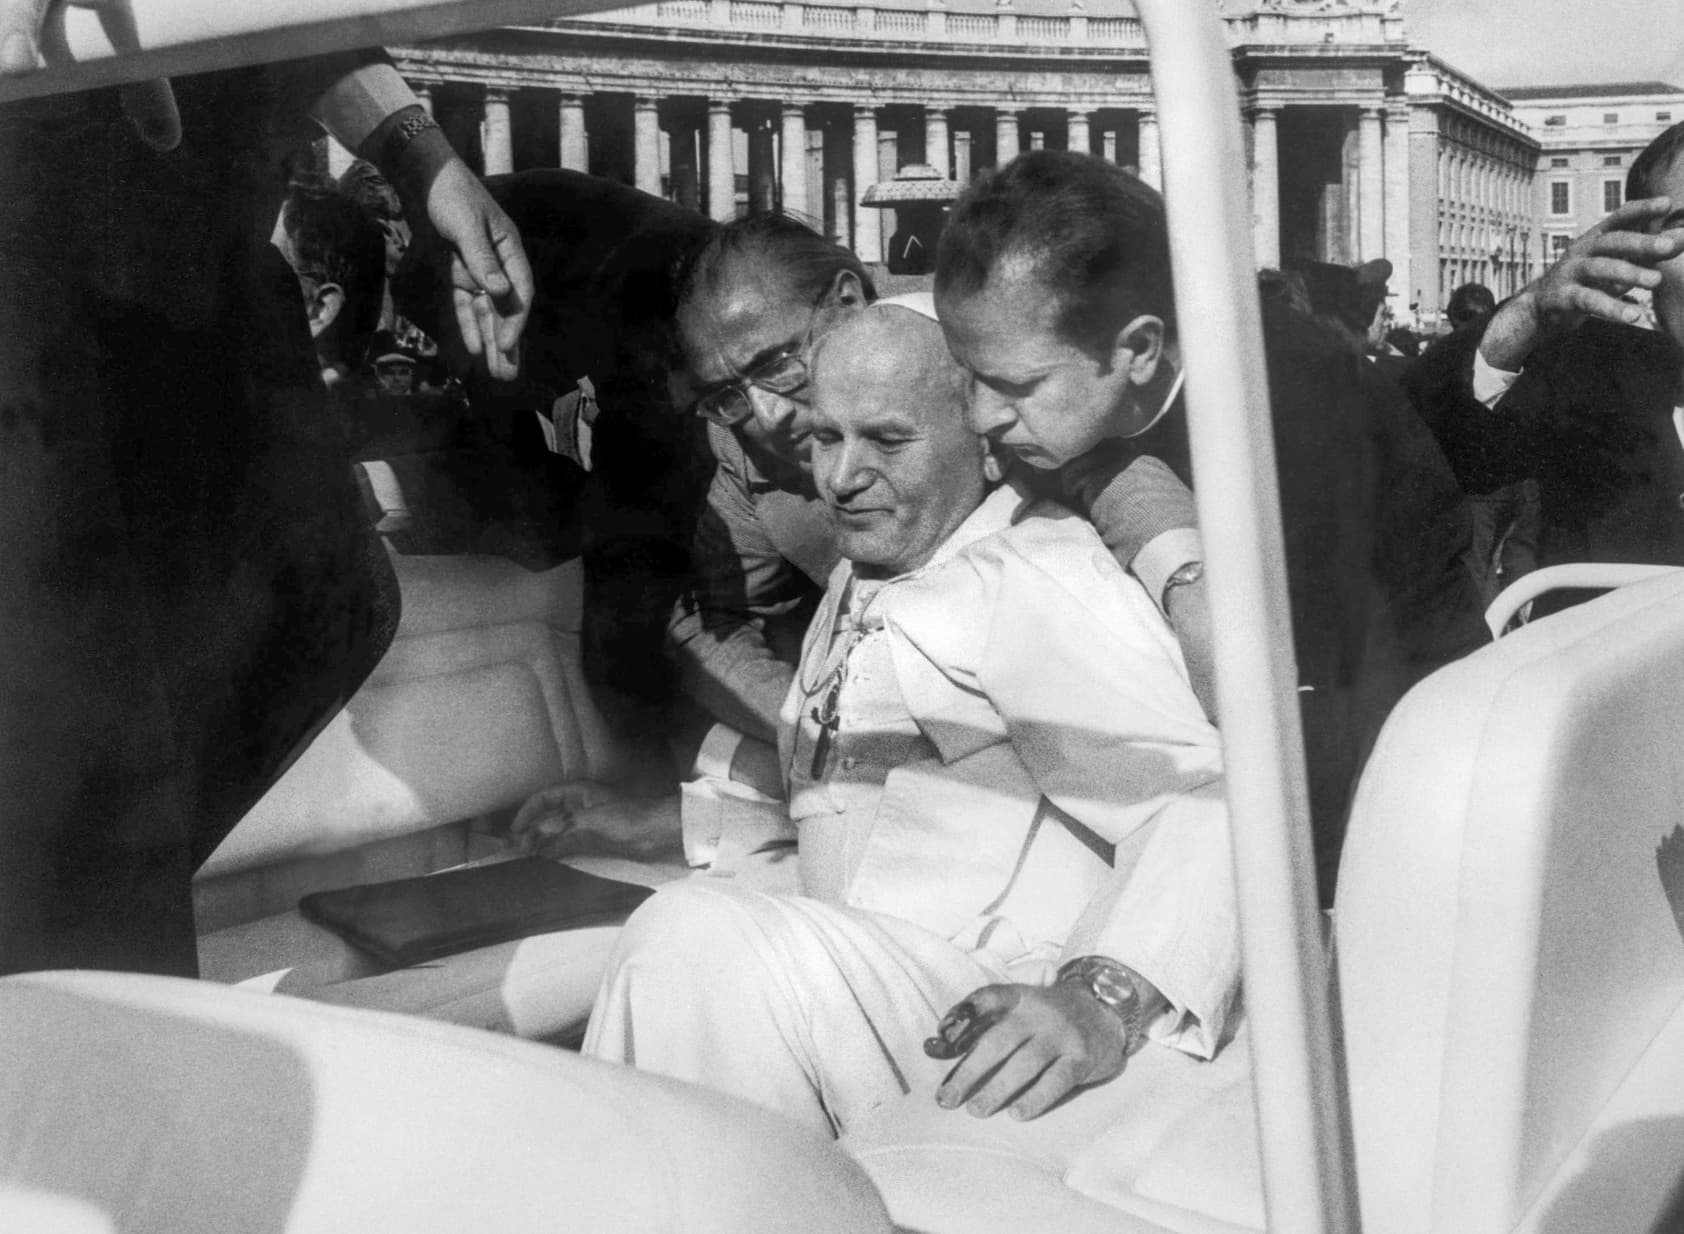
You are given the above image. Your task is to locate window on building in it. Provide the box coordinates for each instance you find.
[1544,114,1566,126]
[1604,112,1620,124]
[1550,233,1571,258]
[1604,179,1624,213]
[1549,156,1570,168]
[1603,154,1623,167]
[1550,180,1572,215]
[1660,111,1673,122]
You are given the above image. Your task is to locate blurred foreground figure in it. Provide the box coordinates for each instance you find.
[0,39,531,975]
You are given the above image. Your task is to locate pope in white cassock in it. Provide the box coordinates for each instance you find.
[582,297,1239,1136]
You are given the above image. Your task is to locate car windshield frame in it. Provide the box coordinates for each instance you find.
[3,3,1357,1230]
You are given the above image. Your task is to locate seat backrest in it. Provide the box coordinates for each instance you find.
[0,971,889,1234]
[1335,571,1684,1234]
[198,551,617,884]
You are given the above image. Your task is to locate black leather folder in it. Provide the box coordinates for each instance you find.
[298,857,656,968]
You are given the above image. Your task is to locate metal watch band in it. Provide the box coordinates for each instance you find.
[1056,955,1150,1053]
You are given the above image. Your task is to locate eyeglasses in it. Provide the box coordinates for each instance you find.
[690,290,828,427]
[691,350,810,427]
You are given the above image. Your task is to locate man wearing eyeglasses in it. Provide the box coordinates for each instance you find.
[514,214,878,854]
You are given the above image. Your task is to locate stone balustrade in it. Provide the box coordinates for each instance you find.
[536,1,1410,49]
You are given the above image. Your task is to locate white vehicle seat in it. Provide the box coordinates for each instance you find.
[1337,566,1684,1234]
[196,548,624,980]
[0,970,891,1234]
[847,570,1684,1234]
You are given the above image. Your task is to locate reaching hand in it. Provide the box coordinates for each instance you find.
[424,157,534,381]
[926,981,1133,1122]
[510,781,683,863]
[1481,196,1684,371]
[2,0,179,149]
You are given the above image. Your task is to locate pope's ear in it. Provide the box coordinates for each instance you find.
[1110,314,1166,385]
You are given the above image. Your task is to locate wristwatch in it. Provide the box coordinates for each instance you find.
[1056,956,1156,1056]
[1160,559,1205,608]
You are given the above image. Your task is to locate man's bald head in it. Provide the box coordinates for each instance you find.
[806,304,987,577]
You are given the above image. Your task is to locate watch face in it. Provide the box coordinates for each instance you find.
[1089,966,1138,1010]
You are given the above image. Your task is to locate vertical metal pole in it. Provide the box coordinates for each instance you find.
[1128,2,1361,1231]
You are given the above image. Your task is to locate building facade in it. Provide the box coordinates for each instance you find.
[1503,82,1684,268]
[365,0,1567,318]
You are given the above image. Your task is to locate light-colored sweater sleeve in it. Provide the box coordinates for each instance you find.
[666,432,809,742]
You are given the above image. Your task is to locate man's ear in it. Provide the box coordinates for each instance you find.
[305,282,346,340]
[825,267,868,312]
[1109,314,1166,386]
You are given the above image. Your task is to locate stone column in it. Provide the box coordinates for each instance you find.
[925,106,951,178]
[670,116,700,212]
[1137,106,1160,190]
[1384,102,1412,312]
[878,127,898,182]
[852,104,882,263]
[413,83,434,117]
[1102,128,1118,164]
[559,94,589,172]
[781,104,809,219]
[1358,105,1385,261]
[707,100,736,221]
[633,97,662,197]
[995,108,1019,166]
[749,112,777,214]
[482,88,514,177]
[1067,108,1091,156]
[954,129,973,183]
[1249,104,1281,269]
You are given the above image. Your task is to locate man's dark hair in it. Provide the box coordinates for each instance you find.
[337,158,403,222]
[1446,281,1497,329]
[279,184,386,360]
[1629,120,1684,202]
[935,149,1176,356]
[675,212,876,319]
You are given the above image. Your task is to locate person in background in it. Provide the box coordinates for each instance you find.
[1405,122,1684,617]
[1445,281,1497,332]
[273,179,388,387]
[933,150,1487,902]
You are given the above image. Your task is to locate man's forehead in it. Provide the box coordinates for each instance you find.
[681,267,805,379]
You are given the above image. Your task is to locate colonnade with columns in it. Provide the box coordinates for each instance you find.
[410,80,1169,264]
[399,75,1424,290]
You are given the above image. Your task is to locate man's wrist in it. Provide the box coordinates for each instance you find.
[1056,956,1160,1054]
[358,104,455,209]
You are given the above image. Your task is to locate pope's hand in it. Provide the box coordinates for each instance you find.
[927,981,1134,1122]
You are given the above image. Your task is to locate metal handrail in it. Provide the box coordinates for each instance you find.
[1130,2,1359,1231]
[2,2,1360,1229]
[1485,562,1684,638]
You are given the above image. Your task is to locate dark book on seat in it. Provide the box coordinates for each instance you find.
[298,857,656,968]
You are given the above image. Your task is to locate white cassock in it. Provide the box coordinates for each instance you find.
[583,481,1238,1137]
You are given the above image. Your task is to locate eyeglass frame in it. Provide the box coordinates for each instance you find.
[689,287,832,428]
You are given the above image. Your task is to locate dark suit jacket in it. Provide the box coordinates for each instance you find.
[1405,317,1684,573]
[399,170,720,709]
[1130,305,1488,900]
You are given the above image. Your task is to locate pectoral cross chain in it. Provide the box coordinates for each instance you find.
[809,674,843,779]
